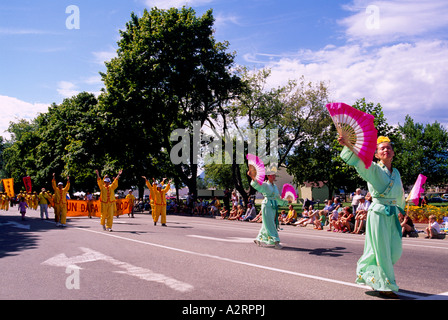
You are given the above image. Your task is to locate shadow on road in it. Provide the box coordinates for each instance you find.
[282,245,350,257]
[0,210,62,259]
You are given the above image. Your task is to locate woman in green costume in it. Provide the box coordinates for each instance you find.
[248,166,290,249]
[339,135,405,298]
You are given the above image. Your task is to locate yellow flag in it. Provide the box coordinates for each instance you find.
[2,178,15,198]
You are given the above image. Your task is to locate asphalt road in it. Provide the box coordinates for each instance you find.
[1,208,447,304]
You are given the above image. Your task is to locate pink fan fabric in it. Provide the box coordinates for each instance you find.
[281,183,297,201]
[407,174,427,206]
[246,154,265,186]
[326,102,377,169]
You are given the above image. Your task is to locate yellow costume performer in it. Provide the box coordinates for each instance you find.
[125,190,136,218]
[151,181,170,226]
[96,169,122,231]
[52,174,70,227]
[142,177,170,226]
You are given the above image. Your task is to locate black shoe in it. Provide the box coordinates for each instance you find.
[379,291,399,299]
[162,224,167,227]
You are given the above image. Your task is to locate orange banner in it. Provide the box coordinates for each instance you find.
[2,178,15,198]
[66,199,132,217]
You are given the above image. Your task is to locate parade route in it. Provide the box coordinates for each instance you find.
[1,209,447,301]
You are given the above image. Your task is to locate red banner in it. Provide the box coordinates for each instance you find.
[23,176,32,193]
[66,199,132,217]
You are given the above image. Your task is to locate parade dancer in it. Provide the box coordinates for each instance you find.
[144,177,171,226]
[125,190,136,218]
[52,173,70,227]
[96,169,122,232]
[339,135,404,298]
[247,165,289,249]
[142,176,157,221]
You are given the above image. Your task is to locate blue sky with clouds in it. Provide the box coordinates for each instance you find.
[1,0,448,138]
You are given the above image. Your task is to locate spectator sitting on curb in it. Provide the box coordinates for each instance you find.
[294,206,310,226]
[425,215,441,239]
[220,206,229,219]
[242,203,257,221]
[314,210,327,230]
[282,205,297,225]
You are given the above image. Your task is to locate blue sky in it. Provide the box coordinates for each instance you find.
[1,0,448,139]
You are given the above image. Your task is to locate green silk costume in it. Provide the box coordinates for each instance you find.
[251,180,289,245]
[341,146,405,292]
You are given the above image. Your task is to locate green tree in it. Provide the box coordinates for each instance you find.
[212,67,330,204]
[3,119,41,192]
[98,7,242,197]
[395,115,448,187]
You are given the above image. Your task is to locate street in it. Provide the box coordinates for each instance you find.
[1,208,447,303]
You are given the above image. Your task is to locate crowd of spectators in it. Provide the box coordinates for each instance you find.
[130,189,443,239]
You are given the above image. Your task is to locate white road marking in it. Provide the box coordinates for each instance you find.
[187,235,255,243]
[42,247,194,293]
[0,221,30,230]
[76,227,372,290]
[44,218,447,299]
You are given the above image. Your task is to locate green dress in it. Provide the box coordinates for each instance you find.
[251,180,289,245]
[341,147,405,292]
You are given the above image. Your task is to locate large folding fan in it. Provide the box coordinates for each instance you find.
[246,153,265,185]
[281,184,297,202]
[406,174,427,206]
[326,102,378,169]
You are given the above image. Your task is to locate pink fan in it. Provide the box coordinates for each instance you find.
[246,153,265,185]
[406,174,427,205]
[326,102,378,169]
[281,184,297,202]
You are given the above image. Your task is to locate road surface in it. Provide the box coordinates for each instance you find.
[1,209,447,305]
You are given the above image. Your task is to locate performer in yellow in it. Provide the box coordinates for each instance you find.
[52,173,70,227]
[0,192,5,210]
[151,178,171,226]
[31,191,39,210]
[125,190,136,218]
[0,193,6,210]
[96,169,122,232]
[142,176,158,221]
[3,193,9,211]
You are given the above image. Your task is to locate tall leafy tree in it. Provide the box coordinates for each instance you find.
[3,119,41,192]
[34,92,101,191]
[395,115,448,187]
[98,7,242,196]
[211,67,330,204]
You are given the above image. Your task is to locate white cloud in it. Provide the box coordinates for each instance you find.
[57,81,80,98]
[0,28,57,35]
[214,13,242,29]
[84,75,103,85]
[92,49,117,65]
[340,0,448,45]
[143,0,214,10]
[258,40,448,126]
[0,95,49,139]
[242,0,448,128]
